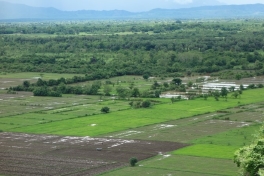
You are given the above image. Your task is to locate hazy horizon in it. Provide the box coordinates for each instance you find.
[3,0,264,12]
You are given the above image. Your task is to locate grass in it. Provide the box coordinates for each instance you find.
[101,155,237,176]
[0,113,77,131]
[5,88,264,136]
[172,144,239,159]
[1,77,264,176]
[218,111,264,122]
[192,123,261,147]
[9,109,167,136]
[0,72,83,79]
[0,94,102,117]
[102,114,245,143]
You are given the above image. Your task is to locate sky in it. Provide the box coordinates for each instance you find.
[4,0,264,12]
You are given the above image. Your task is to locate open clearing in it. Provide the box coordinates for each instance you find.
[0,132,186,176]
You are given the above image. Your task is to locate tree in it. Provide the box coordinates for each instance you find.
[129,101,134,107]
[186,70,192,77]
[203,94,208,100]
[186,92,196,100]
[163,82,169,88]
[33,86,48,96]
[248,84,256,89]
[74,86,83,95]
[171,97,176,104]
[234,126,264,176]
[151,81,160,90]
[130,157,138,167]
[36,78,46,87]
[187,81,193,88]
[232,91,240,99]
[23,80,30,88]
[255,60,263,69]
[220,87,228,98]
[103,85,112,96]
[212,90,220,101]
[141,100,151,108]
[240,84,244,91]
[172,78,182,86]
[258,84,264,88]
[116,86,130,99]
[131,88,140,97]
[170,96,181,103]
[101,107,110,113]
[228,86,235,92]
[154,90,161,98]
[143,74,149,81]
[235,74,242,80]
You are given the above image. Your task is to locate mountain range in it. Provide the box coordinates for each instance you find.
[1,1,264,20]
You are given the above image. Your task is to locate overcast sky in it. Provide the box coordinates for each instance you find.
[4,0,264,11]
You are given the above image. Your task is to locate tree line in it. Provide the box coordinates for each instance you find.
[1,20,264,79]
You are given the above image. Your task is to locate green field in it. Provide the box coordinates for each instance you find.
[1,78,264,175]
[172,144,239,159]
[0,72,84,79]
[101,155,237,176]
[192,123,261,147]
[2,88,264,137]
[2,19,264,176]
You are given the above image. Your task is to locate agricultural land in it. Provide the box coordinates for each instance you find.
[1,19,264,175]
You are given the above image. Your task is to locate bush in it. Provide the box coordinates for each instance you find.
[101,106,110,113]
[141,100,151,108]
[130,157,138,167]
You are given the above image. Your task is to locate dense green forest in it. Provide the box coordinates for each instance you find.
[1,20,264,79]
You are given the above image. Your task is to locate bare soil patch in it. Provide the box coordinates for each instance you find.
[0,78,37,89]
[0,132,187,176]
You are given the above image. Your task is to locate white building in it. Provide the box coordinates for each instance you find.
[201,82,248,92]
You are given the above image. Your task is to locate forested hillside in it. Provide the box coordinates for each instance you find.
[1,20,264,79]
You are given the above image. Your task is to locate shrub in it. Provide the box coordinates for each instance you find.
[141,100,151,108]
[130,157,138,167]
[101,107,110,113]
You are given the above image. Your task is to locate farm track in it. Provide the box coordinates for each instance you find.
[0,132,187,176]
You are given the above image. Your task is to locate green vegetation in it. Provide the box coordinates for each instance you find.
[129,157,138,167]
[2,88,264,136]
[0,72,83,79]
[1,20,264,79]
[234,125,264,176]
[192,124,262,147]
[1,19,264,176]
[102,155,237,176]
[101,106,110,113]
[173,144,238,159]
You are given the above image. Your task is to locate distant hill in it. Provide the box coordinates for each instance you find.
[0,1,264,20]
[141,4,264,19]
